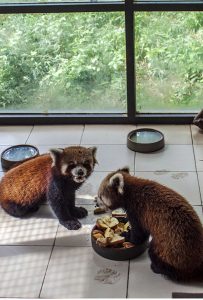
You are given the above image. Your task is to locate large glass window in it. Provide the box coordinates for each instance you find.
[0,12,126,113]
[135,12,203,113]
[0,1,203,122]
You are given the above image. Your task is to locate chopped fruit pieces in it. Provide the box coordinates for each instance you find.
[124,221,130,232]
[112,208,126,218]
[123,242,135,249]
[96,216,119,230]
[94,207,106,214]
[96,237,110,247]
[93,215,132,249]
[104,227,115,239]
[109,235,125,246]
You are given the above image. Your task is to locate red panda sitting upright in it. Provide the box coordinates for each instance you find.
[97,167,203,282]
[0,146,97,230]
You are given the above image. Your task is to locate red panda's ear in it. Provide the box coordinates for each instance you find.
[49,148,63,166]
[118,167,130,174]
[89,147,98,165]
[109,173,124,194]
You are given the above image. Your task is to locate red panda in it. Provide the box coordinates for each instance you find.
[0,146,97,230]
[97,167,203,281]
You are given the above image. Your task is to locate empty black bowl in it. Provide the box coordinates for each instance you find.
[91,225,149,261]
[1,144,39,171]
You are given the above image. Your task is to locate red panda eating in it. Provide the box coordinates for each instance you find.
[97,167,203,282]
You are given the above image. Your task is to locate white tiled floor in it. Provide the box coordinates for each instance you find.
[0,205,58,246]
[41,247,129,299]
[128,253,203,298]
[27,125,84,145]
[135,145,196,172]
[0,126,32,145]
[0,124,202,298]
[82,144,135,172]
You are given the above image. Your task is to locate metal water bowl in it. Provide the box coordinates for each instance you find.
[1,144,39,170]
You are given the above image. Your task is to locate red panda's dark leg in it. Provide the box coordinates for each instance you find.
[47,193,81,230]
[130,225,149,244]
[1,201,40,218]
[70,207,88,219]
[148,243,181,281]
[125,214,149,244]
[47,176,82,230]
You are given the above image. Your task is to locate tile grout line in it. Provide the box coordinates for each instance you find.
[190,125,203,206]
[25,125,34,144]
[38,223,59,298]
[80,143,196,146]
[126,260,130,298]
[0,142,197,147]
[196,174,203,206]
[95,169,197,172]
[85,170,201,173]
[1,170,199,174]
[79,125,85,145]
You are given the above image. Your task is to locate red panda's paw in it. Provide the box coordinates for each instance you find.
[72,207,88,219]
[60,219,82,230]
[150,263,162,275]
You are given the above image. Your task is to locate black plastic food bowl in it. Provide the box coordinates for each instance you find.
[127,128,165,153]
[1,144,39,171]
[91,225,149,261]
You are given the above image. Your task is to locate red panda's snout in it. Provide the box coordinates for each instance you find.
[70,165,88,183]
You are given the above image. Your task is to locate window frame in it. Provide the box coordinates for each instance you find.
[0,0,202,125]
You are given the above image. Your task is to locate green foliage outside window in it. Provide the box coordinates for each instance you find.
[0,11,202,113]
[0,13,126,112]
[136,12,203,112]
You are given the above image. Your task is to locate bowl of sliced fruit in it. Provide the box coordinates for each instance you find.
[91,210,149,261]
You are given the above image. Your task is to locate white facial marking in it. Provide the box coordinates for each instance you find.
[71,166,87,177]
[109,173,124,194]
[96,196,104,208]
[61,163,68,175]
[102,196,112,207]
[71,166,87,183]
[97,196,110,211]
[73,177,85,183]
[49,148,63,167]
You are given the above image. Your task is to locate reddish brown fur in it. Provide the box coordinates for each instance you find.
[98,170,203,280]
[0,154,52,209]
[0,146,96,210]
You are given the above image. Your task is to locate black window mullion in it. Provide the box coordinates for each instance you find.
[0,2,124,14]
[125,0,136,120]
[133,1,203,11]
